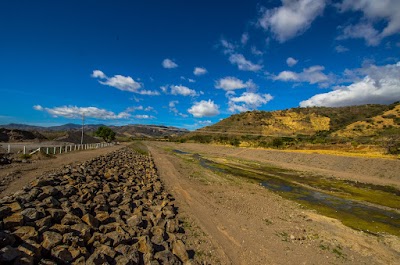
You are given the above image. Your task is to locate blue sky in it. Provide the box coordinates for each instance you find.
[1,0,399,130]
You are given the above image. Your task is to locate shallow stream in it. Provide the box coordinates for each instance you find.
[173,149,400,237]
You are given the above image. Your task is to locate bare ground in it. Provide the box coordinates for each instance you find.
[0,144,125,197]
[145,141,400,265]
[1,141,399,264]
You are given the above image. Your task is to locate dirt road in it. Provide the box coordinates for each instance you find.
[0,144,124,197]
[145,141,400,265]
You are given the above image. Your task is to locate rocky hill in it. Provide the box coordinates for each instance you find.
[0,129,46,142]
[183,102,400,145]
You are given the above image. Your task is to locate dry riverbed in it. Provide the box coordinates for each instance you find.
[145,141,400,265]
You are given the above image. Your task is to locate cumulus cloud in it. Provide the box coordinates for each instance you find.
[91,70,106,79]
[337,22,381,46]
[229,53,263,72]
[33,105,43,111]
[188,100,220,117]
[193,67,208,76]
[300,62,400,107]
[134,114,155,119]
[335,45,349,53]
[338,0,400,46]
[215,77,257,91]
[286,57,298,67]
[228,92,273,112]
[162,58,178,69]
[170,85,197,97]
[258,0,326,42]
[91,70,159,95]
[273,65,330,85]
[198,120,212,125]
[33,105,130,120]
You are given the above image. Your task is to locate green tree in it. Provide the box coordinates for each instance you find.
[95,126,116,143]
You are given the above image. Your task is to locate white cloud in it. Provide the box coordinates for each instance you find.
[258,0,327,42]
[241,32,249,45]
[229,53,263,72]
[228,92,273,112]
[198,120,212,125]
[193,67,208,76]
[215,77,257,91]
[92,70,159,95]
[338,0,400,46]
[335,45,349,53]
[170,85,197,97]
[33,105,43,111]
[91,70,106,79]
[274,65,330,85]
[125,106,143,112]
[188,78,196,83]
[34,105,130,120]
[134,114,155,119]
[251,46,264,56]
[138,90,160,95]
[300,62,400,107]
[220,38,236,54]
[286,57,298,67]
[162,58,178,69]
[337,22,381,46]
[188,100,220,117]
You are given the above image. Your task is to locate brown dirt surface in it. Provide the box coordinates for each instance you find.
[0,144,125,198]
[145,141,400,265]
[159,142,400,188]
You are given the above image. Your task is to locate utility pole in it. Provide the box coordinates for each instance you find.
[81,113,85,145]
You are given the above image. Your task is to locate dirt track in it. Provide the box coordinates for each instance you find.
[1,141,399,264]
[145,141,400,265]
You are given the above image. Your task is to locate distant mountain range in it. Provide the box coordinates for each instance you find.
[0,123,189,142]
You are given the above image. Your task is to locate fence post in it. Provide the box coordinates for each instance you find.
[46,147,49,154]
[54,147,56,154]
[60,146,62,154]
[8,144,10,153]
[23,146,26,154]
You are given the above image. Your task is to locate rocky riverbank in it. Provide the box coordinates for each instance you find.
[0,147,192,264]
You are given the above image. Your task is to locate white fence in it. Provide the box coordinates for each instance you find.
[3,142,114,155]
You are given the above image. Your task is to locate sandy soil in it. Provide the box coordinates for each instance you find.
[157,142,400,188]
[0,144,125,198]
[145,141,400,265]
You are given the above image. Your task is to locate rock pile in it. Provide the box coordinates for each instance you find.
[0,147,192,264]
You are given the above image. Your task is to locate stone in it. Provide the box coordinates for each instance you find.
[0,231,16,248]
[126,214,142,227]
[137,236,153,254]
[0,206,11,219]
[94,244,116,258]
[13,226,38,241]
[6,201,22,212]
[81,213,99,228]
[172,240,189,263]
[114,255,134,265]
[49,224,70,234]
[42,196,61,208]
[46,208,66,222]
[61,213,82,225]
[17,239,42,258]
[21,208,41,222]
[51,245,74,263]
[4,212,24,230]
[62,232,84,248]
[151,226,165,245]
[95,211,114,224]
[85,252,108,265]
[42,231,63,250]
[154,250,181,264]
[71,223,92,242]
[0,245,21,263]
[12,254,34,265]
